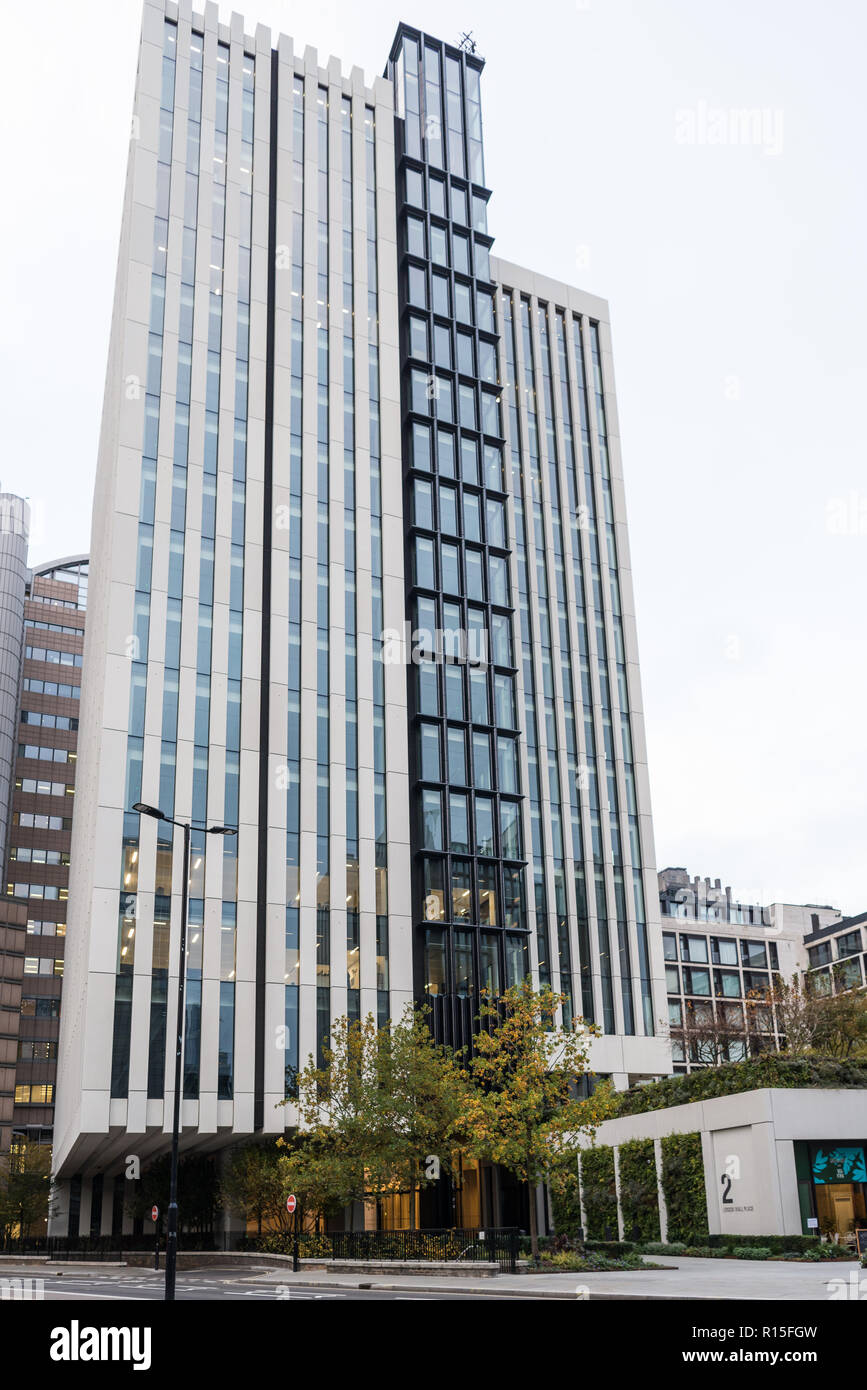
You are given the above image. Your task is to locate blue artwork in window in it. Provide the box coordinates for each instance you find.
[811,1147,867,1183]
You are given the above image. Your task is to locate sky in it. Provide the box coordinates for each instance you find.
[1,0,864,911]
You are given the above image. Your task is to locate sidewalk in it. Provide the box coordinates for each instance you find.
[240,1255,863,1301]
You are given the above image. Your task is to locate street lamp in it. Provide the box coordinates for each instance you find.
[132,802,236,1301]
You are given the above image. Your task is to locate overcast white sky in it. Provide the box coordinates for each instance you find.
[2,0,865,911]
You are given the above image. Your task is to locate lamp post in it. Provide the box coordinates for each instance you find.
[132,802,236,1301]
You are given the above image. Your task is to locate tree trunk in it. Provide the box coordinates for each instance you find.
[528,1181,539,1262]
[409,1180,416,1231]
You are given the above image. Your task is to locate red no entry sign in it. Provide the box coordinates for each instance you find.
[286,1194,297,1214]
[151,1205,159,1221]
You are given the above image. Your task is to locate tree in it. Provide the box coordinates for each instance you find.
[0,1144,53,1239]
[275,1130,358,1230]
[219,1143,289,1236]
[456,980,612,1260]
[751,973,867,1059]
[375,1006,469,1228]
[124,1153,219,1234]
[279,1007,470,1229]
[810,983,867,1058]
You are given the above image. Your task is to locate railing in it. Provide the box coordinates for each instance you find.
[0,1234,219,1260]
[1,1228,521,1272]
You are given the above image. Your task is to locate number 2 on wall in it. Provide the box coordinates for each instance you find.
[721,1173,733,1205]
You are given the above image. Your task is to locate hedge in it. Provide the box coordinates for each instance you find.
[660,1132,709,1243]
[617,1138,661,1243]
[614,1054,867,1117]
[549,1170,584,1236]
[580,1146,618,1240]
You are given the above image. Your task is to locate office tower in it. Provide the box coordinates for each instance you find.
[0,513,87,1160]
[7,558,88,1147]
[51,0,668,1237]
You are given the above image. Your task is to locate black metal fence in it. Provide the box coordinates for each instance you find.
[1,1228,520,1272]
[0,1235,219,1260]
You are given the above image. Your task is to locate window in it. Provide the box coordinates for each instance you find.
[662,932,677,961]
[434,323,452,369]
[406,167,424,205]
[480,932,499,993]
[683,966,711,996]
[406,215,426,258]
[463,491,481,541]
[484,444,503,490]
[421,857,445,921]
[478,862,498,926]
[432,273,450,316]
[429,176,446,216]
[449,793,470,854]
[437,427,456,476]
[494,673,515,728]
[455,281,472,324]
[710,936,738,966]
[454,930,475,997]
[489,555,508,606]
[668,1000,682,1026]
[807,942,832,968]
[14,1084,54,1105]
[475,795,495,856]
[414,535,435,589]
[427,225,447,265]
[680,934,708,963]
[836,929,862,959]
[472,732,492,790]
[714,969,741,998]
[408,315,428,360]
[420,789,442,850]
[504,932,528,988]
[452,858,472,920]
[424,928,446,993]
[445,665,464,719]
[465,548,484,601]
[407,264,426,308]
[460,437,480,485]
[665,964,680,994]
[417,662,439,716]
[441,542,460,594]
[412,421,432,471]
[439,485,458,535]
[412,478,433,529]
[500,799,522,858]
[469,668,489,723]
[450,230,470,276]
[457,331,474,375]
[742,970,769,996]
[476,290,495,332]
[503,868,525,931]
[447,726,467,784]
[740,939,767,968]
[486,498,506,549]
[419,722,441,781]
[497,736,519,794]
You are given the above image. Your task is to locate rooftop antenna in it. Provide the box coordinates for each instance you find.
[458,31,478,54]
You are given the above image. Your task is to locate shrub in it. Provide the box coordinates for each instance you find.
[732,1246,773,1259]
[641,1240,688,1255]
[583,1240,636,1257]
[617,1138,661,1243]
[580,1146,618,1241]
[708,1233,824,1255]
[614,1054,867,1117]
[660,1133,709,1243]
